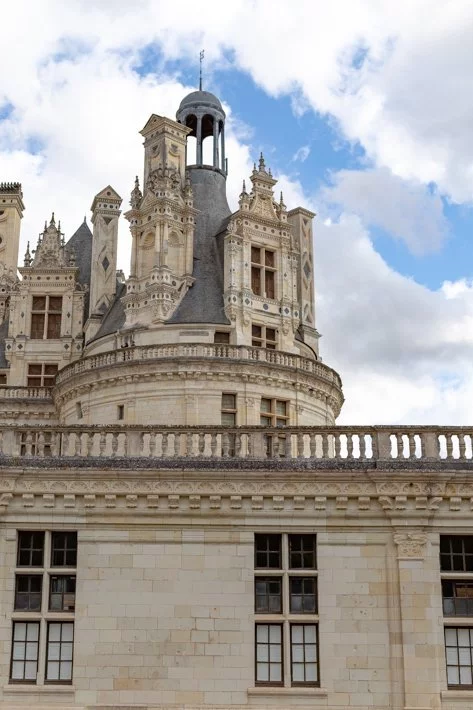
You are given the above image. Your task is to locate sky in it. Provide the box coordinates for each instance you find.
[1,0,472,424]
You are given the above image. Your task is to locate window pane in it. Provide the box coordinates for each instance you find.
[251,267,261,295]
[46,314,61,339]
[222,393,236,410]
[49,297,62,312]
[265,270,275,299]
[255,577,282,613]
[10,623,39,682]
[32,297,46,311]
[44,364,58,376]
[15,575,42,611]
[255,534,281,569]
[445,626,473,687]
[28,364,42,375]
[47,661,59,680]
[265,251,274,268]
[260,398,271,413]
[251,247,261,264]
[222,412,236,426]
[51,532,77,567]
[30,314,45,339]
[289,534,317,569]
[266,328,276,342]
[17,531,44,567]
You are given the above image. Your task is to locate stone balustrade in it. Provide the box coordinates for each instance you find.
[0,425,471,462]
[0,386,52,400]
[55,343,342,388]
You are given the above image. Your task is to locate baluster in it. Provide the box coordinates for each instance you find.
[99,432,107,456]
[198,432,206,457]
[25,432,33,456]
[235,432,242,458]
[149,433,156,457]
[111,433,118,457]
[408,433,416,459]
[210,432,218,458]
[37,432,45,457]
[358,434,366,460]
[459,434,467,460]
[396,433,404,459]
[162,432,169,458]
[321,433,329,459]
[334,433,342,458]
[60,432,68,456]
[50,432,59,457]
[446,433,454,460]
[272,436,280,458]
[121,432,127,457]
[370,433,378,461]
[140,432,146,457]
[309,433,317,458]
[86,432,94,457]
[186,432,193,457]
[174,432,181,457]
[346,434,354,459]
[297,432,305,458]
[74,432,81,457]
[222,432,230,458]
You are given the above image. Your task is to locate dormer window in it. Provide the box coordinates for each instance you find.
[251,247,276,299]
[30,296,62,339]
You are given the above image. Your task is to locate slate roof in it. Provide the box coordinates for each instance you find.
[169,167,231,325]
[0,319,8,369]
[93,282,126,340]
[65,219,93,288]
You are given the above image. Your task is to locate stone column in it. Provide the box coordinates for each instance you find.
[213,118,219,168]
[393,531,445,710]
[196,115,203,165]
[220,122,225,172]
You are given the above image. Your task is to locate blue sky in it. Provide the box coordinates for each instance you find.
[1,0,473,423]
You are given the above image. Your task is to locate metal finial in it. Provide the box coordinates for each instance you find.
[135,175,140,187]
[50,211,55,225]
[259,152,265,171]
[58,220,61,231]
[242,179,246,192]
[199,49,205,91]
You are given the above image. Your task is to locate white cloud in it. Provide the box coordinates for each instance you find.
[292,145,310,163]
[1,0,473,426]
[320,167,449,254]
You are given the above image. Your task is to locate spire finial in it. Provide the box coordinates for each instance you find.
[50,211,55,226]
[259,152,266,171]
[242,179,246,193]
[83,215,86,223]
[199,49,205,91]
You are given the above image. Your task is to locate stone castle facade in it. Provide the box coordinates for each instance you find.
[0,88,472,710]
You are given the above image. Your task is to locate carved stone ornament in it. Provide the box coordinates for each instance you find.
[393,531,428,559]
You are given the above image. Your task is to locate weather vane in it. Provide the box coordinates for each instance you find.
[199,49,205,91]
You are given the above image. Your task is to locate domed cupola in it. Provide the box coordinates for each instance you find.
[176,90,226,175]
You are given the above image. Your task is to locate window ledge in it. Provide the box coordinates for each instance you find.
[3,684,74,694]
[442,689,473,700]
[248,686,327,697]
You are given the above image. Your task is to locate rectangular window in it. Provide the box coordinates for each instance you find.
[251,246,276,299]
[14,576,42,612]
[291,624,318,685]
[255,534,282,569]
[289,577,317,613]
[49,576,76,612]
[27,363,58,388]
[214,331,230,344]
[441,536,473,572]
[10,531,77,685]
[260,398,288,427]
[255,624,283,684]
[254,533,319,688]
[255,577,283,613]
[443,580,473,617]
[445,627,473,687]
[17,532,45,567]
[221,393,237,426]
[46,622,74,683]
[252,324,277,350]
[117,404,124,421]
[51,532,77,567]
[10,622,40,683]
[30,296,62,340]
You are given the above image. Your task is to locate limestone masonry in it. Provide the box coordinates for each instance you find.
[0,88,472,710]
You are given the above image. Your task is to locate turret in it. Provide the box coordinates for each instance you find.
[85,186,122,342]
[0,183,25,315]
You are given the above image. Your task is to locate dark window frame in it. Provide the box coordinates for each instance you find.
[290,623,320,687]
[14,575,42,612]
[289,534,317,570]
[45,621,74,684]
[51,532,77,568]
[445,626,473,688]
[441,536,473,572]
[49,575,76,612]
[17,532,45,568]
[289,576,318,614]
[255,534,282,570]
[9,621,40,684]
[255,576,283,614]
[255,622,284,686]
